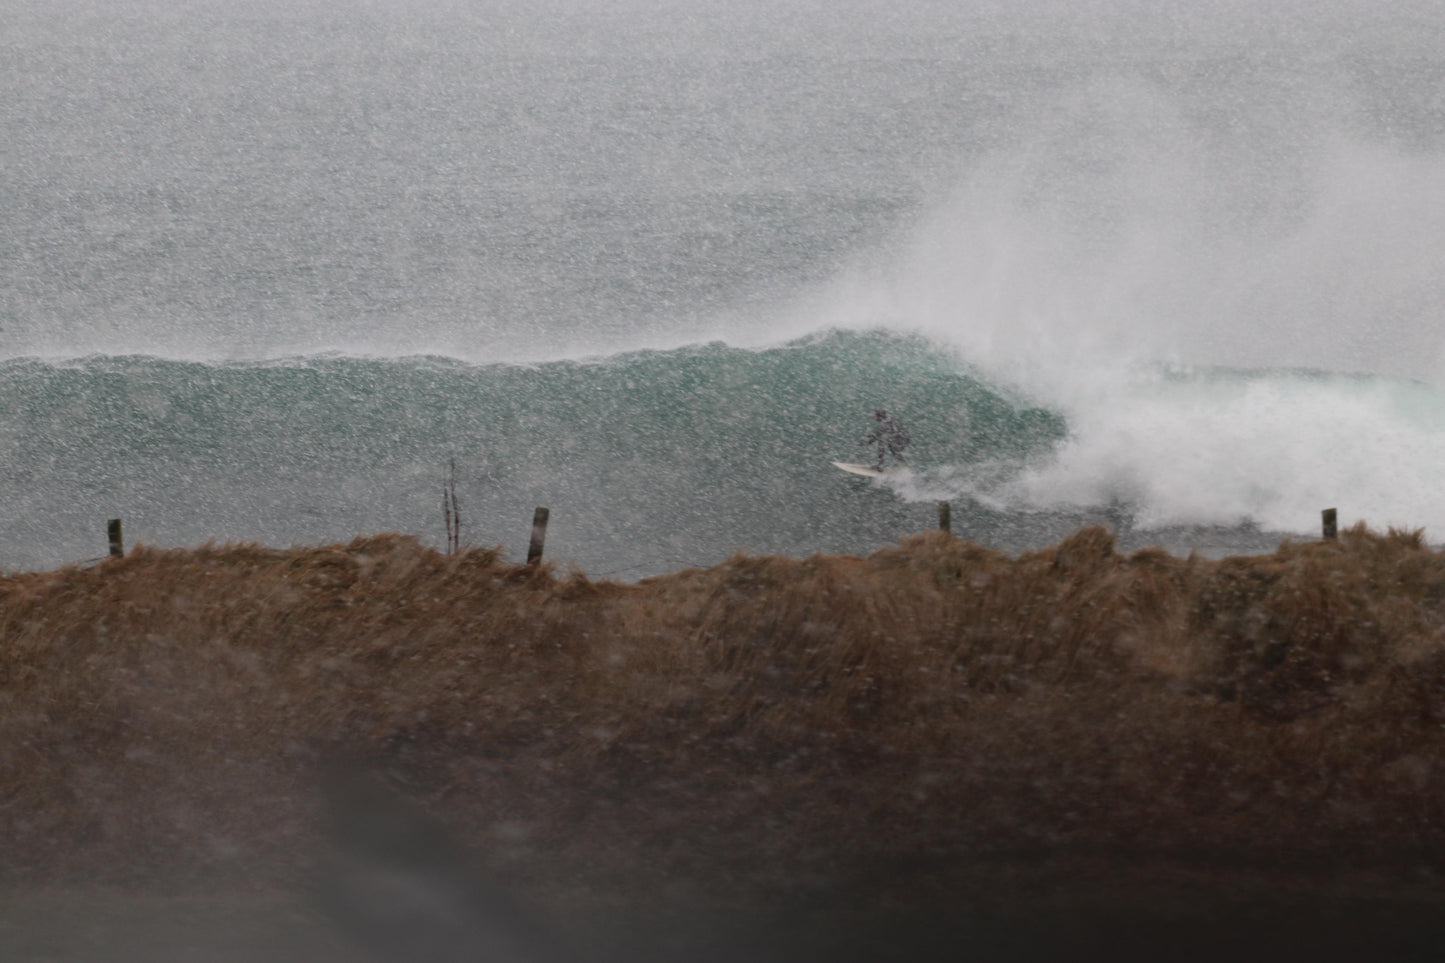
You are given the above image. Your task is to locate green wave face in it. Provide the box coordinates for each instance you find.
[0,331,1066,576]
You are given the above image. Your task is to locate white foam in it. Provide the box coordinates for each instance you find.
[777,55,1445,535]
[1024,372,1445,532]
[887,368,1445,537]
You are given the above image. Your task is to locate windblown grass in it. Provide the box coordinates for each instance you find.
[3,524,1445,906]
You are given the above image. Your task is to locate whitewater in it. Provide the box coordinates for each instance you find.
[4,0,1445,576]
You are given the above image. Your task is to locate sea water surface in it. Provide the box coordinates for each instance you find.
[4,0,1445,576]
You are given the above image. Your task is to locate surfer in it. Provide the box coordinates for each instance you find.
[864,409,909,471]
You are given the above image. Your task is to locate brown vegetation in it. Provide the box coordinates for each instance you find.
[3,524,1445,913]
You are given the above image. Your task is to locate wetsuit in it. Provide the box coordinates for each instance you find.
[865,414,909,470]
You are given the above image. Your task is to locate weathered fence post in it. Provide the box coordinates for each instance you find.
[443,458,460,554]
[939,501,951,534]
[107,519,124,558]
[527,507,550,565]
[1322,508,1338,540]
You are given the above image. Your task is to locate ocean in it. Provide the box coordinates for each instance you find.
[4,0,1445,577]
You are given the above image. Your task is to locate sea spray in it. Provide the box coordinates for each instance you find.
[908,365,1445,538]
[775,50,1445,546]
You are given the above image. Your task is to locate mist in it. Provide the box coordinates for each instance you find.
[5,0,1443,371]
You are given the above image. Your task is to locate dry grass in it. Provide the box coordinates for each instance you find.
[3,524,1445,906]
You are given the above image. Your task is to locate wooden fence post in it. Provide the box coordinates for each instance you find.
[939,502,951,534]
[527,507,550,565]
[443,459,460,554]
[1322,508,1338,540]
[107,519,124,558]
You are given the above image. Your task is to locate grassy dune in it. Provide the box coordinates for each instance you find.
[3,524,1445,916]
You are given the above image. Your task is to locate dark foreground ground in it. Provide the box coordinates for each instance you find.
[4,526,1445,960]
[5,875,1444,962]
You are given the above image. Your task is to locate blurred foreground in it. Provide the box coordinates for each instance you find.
[3,527,1445,960]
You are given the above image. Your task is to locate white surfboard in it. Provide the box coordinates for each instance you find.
[832,461,891,478]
